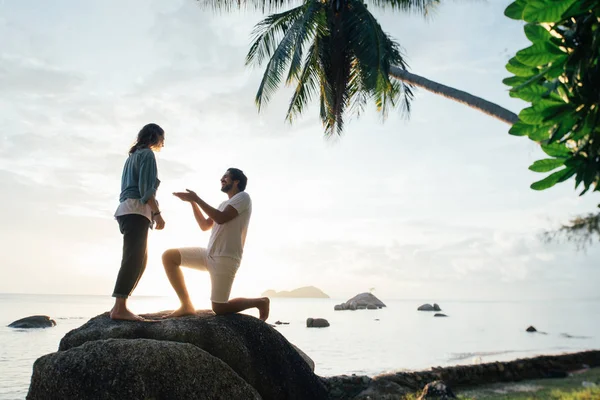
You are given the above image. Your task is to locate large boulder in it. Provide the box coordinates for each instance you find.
[28,338,261,400]
[335,293,386,311]
[8,315,56,329]
[56,311,328,400]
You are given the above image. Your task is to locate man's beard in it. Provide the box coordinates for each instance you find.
[221,183,233,193]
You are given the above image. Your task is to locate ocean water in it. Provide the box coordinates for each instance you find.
[1,294,599,399]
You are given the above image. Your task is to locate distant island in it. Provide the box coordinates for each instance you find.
[262,286,330,298]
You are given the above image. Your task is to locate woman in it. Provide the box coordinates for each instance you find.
[111,123,166,321]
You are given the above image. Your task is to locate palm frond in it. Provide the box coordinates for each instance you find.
[246,5,307,67]
[317,33,338,136]
[323,8,354,135]
[363,0,439,14]
[197,0,301,14]
[285,1,324,84]
[347,0,413,120]
[250,4,314,109]
[286,31,323,122]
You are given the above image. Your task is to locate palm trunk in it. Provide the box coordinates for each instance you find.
[390,66,519,125]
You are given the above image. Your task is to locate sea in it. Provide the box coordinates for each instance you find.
[1,293,599,399]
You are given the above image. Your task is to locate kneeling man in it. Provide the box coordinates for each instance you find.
[162,168,269,320]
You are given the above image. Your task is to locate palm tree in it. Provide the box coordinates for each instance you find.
[389,67,519,125]
[200,0,518,135]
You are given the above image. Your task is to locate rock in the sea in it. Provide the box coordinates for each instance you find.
[354,378,411,399]
[434,313,448,317]
[417,380,456,399]
[8,315,56,329]
[28,338,261,400]
[275,320,290,325]
[262,286,330,298]
[334,292,386,311]
[418,303,442,312]
[56,311,327,400]
[307,318,330,328]
[526,326,537,332]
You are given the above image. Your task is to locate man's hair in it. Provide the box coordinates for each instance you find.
[228,168,247,191]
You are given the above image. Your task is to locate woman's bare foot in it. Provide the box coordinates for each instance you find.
[258,297,270,321]
[110,308,146,322]
[164,305,197,318]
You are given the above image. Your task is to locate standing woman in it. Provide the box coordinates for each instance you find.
[111,123,166,321]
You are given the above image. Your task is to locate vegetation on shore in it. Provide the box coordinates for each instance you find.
[404,367,600,400]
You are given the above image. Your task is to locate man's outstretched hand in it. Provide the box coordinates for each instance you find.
[173,189,199,203]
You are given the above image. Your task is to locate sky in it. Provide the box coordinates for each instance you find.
[1,0,598,303]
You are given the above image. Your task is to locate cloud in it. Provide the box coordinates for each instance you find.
[0,54,84,96]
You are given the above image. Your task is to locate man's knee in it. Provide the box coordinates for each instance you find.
[162,249,181,268]
[212,302,229,315]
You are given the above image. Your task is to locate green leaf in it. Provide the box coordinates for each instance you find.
[544,61,566,79]
[529,158,565,172]
[540,103,571,121]
[502,76,529,87]
[533,98,565,111]
[541,142,571,157]
[523,0,577,23]
[562,0,598,19]
[524,24,552,43]
[510,84,550,102]
[506,58,539,77]
[547,115,577,143]
[519,106,545,124]
[516,43,565,67]
[509,121,534,136]
[530,167,576,190]
[504,0,527,20]
[581,163,598,193]
[528,124,554,141]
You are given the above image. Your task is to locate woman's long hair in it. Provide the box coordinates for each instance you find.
[129,123,164,154]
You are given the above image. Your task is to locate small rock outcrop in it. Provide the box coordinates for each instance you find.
[38,311,327,400]
[307,318,330,328]
[526,325,537,332]
[354,378,411,399]
[417,303,441,312]
[262,286,329,298]
[417,380,456,399]
[8,315,56,329]
[28,338,261,400]
[434,313,448,318]
[334,293,386,311]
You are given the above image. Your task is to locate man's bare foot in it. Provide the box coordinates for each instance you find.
[110,309,146,322]
[258,297,270,321]
[164,305,197,318]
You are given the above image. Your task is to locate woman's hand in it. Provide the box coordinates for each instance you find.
[154,213,165,230]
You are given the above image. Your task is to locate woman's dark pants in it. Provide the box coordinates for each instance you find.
[112,214,149,298]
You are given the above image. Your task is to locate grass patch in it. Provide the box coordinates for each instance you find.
[403,368,600,400]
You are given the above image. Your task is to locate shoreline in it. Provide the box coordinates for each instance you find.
[323,349,600,399]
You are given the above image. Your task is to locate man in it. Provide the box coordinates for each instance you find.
[162,168,270,321]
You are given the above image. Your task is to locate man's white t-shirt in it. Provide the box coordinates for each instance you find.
[207,191,252,261]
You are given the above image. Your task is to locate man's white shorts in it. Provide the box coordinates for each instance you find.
[177,247,240,303]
